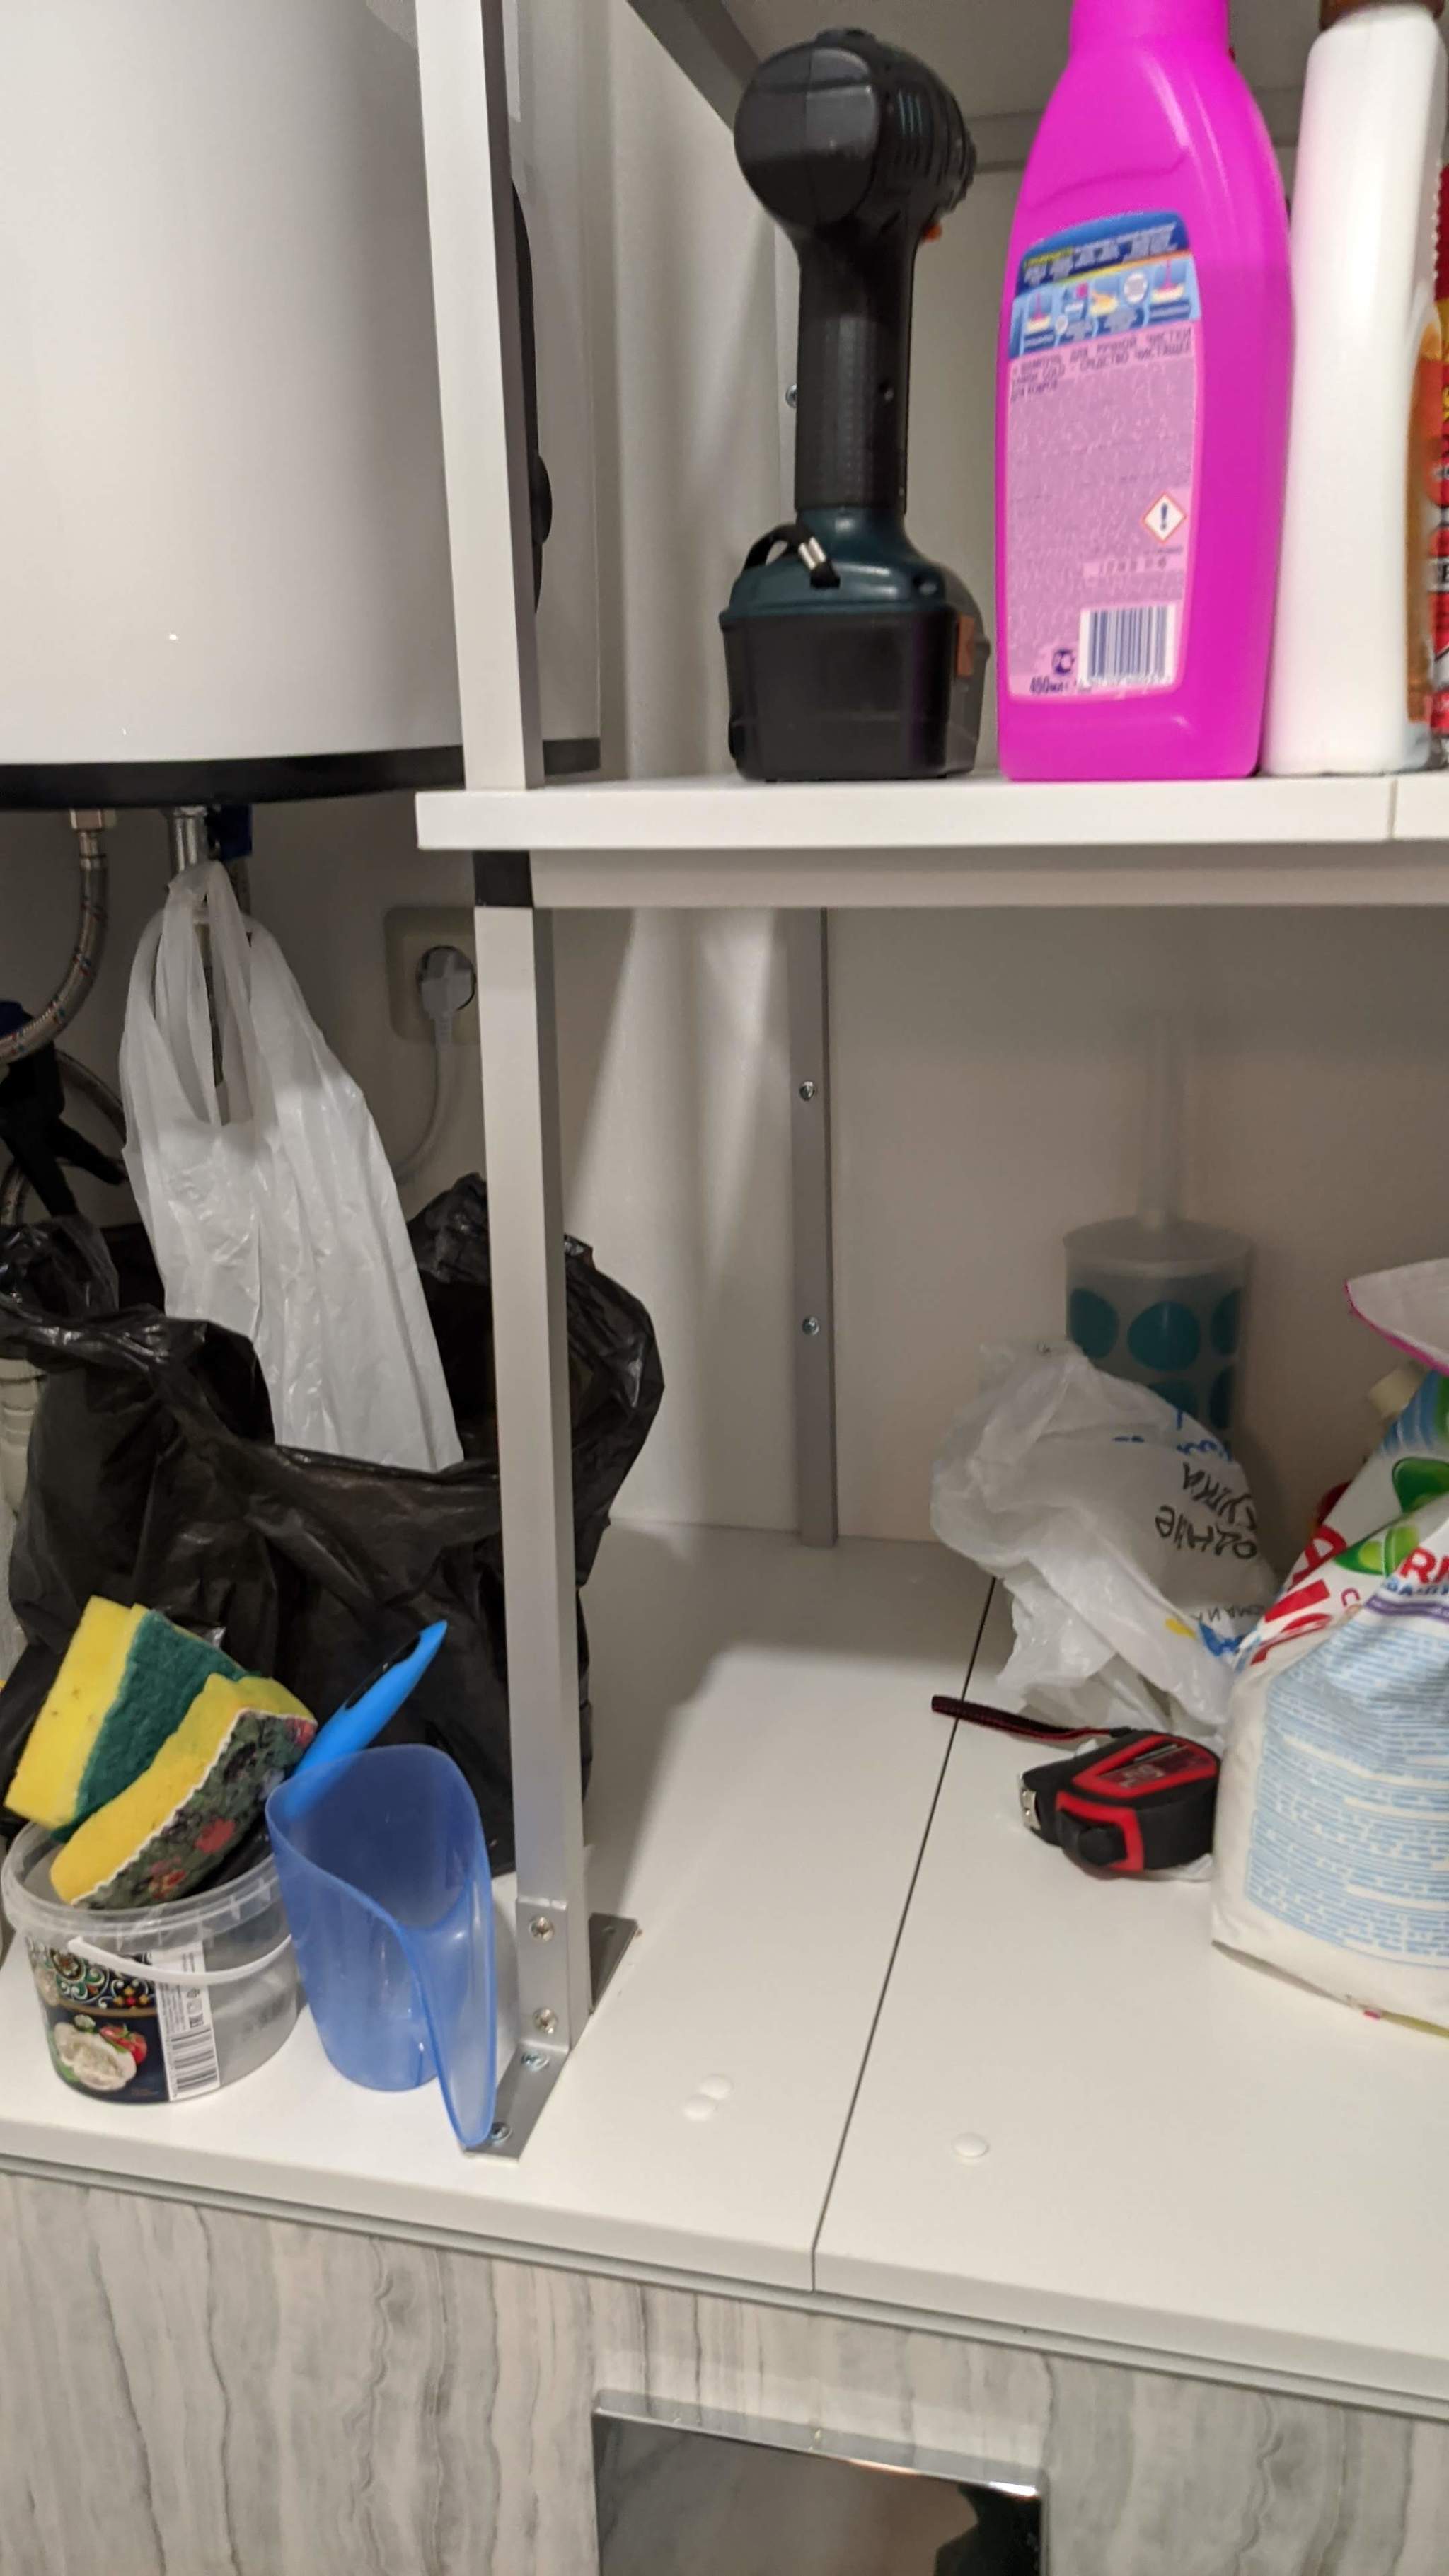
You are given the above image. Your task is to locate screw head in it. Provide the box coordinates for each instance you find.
[785,382,797,409]
[521,2050,548,2073]
[489,2122,512,2147]
[529,1916,555,1941]
[798,1080,816,1102]
[802,1316,822,1339]
[533,2007,558,2036]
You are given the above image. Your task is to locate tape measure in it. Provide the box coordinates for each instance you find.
[1020,1733,1220,1876]
[929,1696,1222,1877]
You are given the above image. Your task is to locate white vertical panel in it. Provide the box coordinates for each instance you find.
[415,0,541,786]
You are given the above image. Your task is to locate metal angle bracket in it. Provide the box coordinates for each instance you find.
[478,1911,640,2161]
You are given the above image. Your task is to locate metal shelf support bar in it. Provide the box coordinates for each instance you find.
[786,912,838,1547]
[416,2,632,2156]
[472,860,601,2158]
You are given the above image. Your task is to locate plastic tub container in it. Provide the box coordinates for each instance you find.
[1066,1213,1249,1435]
[0,1826,300,2104]
[267,1744,497,2149]
[1066,1019,1250,1434]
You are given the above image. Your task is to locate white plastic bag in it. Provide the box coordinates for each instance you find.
[120,864,461,1472]
[931,1345,1276,1743]
[1214,1336,1449,2026]
[1347,1257,1449,1376]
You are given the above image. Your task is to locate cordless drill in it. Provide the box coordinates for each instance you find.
[721,30,989,782]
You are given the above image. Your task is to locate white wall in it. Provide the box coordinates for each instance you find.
[0,0,1436,1581]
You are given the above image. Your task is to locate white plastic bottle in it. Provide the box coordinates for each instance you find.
[1264,0,1448,777]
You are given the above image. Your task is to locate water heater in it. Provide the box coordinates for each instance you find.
[0,0,599,805]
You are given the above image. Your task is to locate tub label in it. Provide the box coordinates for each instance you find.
[26,1939,220,2103]
[153,1943,222,2101]
[28,1943,171,2103]
[1005,211,1200,703]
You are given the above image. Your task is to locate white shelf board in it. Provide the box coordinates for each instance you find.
[422,771,1392,850]
[1390,771,1449,842]
[0,1526,988,2297]
[415,773,1449,909]
[816,1589,1449,2411]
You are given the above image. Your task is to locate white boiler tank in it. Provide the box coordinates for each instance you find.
[0,0,591,804]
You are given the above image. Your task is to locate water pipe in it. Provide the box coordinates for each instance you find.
[0,810,111,1069]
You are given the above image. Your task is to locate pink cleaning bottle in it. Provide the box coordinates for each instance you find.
[996,0,1291,780]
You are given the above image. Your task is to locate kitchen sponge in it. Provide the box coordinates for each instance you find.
[50,1675,316,1907]
[6,1600,241,1832]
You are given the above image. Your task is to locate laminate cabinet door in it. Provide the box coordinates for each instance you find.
[2,2171,1447,2576]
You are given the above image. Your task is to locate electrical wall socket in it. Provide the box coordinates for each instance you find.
[384,906,480,1046]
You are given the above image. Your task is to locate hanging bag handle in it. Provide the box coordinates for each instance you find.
[153,863,262,1128]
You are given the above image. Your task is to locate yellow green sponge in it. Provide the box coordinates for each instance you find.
[50,1674,316,1908]
[6,1600,241,1832]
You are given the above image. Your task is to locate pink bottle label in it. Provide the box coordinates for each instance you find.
[1005,212,1200,703]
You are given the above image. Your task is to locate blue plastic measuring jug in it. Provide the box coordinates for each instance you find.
[267,1743,497,2148]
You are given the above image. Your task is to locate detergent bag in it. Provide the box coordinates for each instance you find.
[1214,1361,1449,2027]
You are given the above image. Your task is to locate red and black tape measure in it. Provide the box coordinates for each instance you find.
[1021,1733,1220,1876]
[930,1697,1222,1877]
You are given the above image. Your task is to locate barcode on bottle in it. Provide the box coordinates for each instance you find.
[150,1945,222,2100]
[1078,603,1177,691]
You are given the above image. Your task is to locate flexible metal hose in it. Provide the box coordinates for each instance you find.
[0,812,110,1068]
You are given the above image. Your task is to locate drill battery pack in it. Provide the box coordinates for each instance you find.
[722,514,990,782]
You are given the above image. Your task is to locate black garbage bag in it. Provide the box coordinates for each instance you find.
[0,1177,664,1869]
[0,1212,120,1318]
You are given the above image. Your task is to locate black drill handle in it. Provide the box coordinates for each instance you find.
[794,228,916,517]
